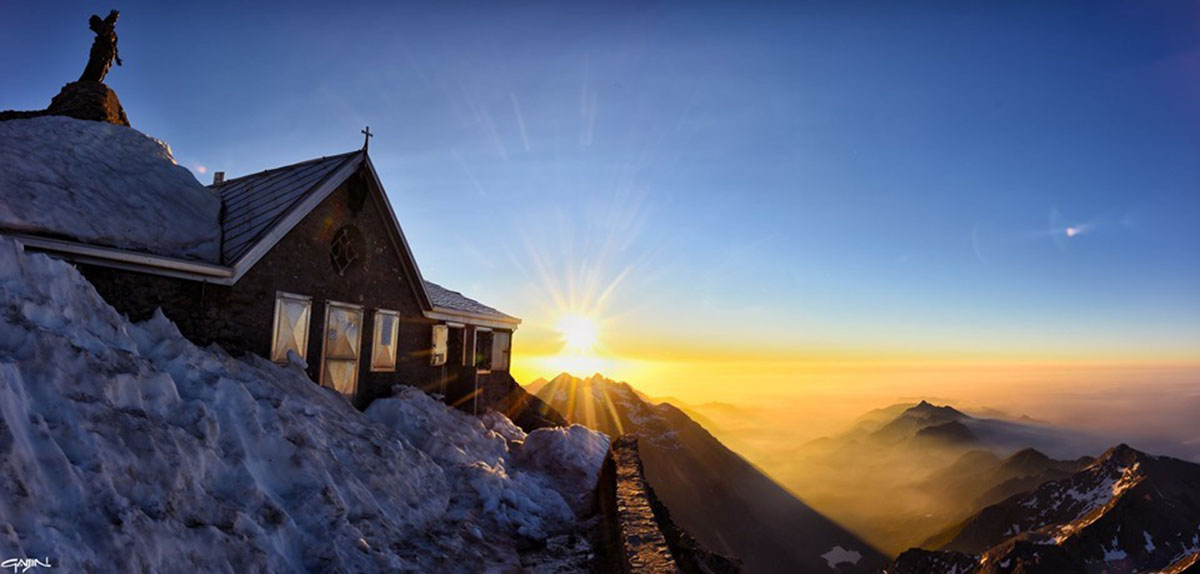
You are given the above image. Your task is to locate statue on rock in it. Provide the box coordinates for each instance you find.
[80,10,122,83]
[0,9,129,125]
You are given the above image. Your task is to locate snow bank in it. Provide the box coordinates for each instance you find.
[0,238,605,572]
[517,425,612,515]
[366,390,609,538]
[0,117,220,261]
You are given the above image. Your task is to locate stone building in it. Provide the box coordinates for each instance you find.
[0,115,553,424]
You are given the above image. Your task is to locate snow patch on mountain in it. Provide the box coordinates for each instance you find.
[896,443,1200,574]
[0,237,604,572]
[821,545,862,569]
[1051,461,1144,543]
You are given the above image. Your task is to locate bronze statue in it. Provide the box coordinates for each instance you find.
[80,10,121,83]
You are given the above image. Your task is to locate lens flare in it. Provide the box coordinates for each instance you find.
[558,313,598,354]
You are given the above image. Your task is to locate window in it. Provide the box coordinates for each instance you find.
[321,301,364,397]
[447,325,465,366]
[329,225,364,276]
[474,328,494,371]
[491,331,511,371]
[371,309,400,371]
[270,292,312,364]
[430,324,448,366]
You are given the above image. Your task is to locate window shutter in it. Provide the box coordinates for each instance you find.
[270,292,312,364]
[491,331,511,371]
[431,324,448,366]
[371,309,400,371]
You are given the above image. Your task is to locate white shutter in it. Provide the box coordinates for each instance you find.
[320,301,364,398]
[371,309,400,371]
[491,331,511,371]
[270,292,312,363]
[431,324,448,366]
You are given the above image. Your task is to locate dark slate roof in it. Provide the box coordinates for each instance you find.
[424,280,518,322]
[214,151,359,264]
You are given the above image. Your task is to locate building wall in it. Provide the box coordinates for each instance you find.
[79,168,499,409]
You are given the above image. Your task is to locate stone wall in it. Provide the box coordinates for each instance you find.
[595,436,741,574]
[597,435,681,574]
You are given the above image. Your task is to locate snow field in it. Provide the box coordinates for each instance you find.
[0,238,606,572]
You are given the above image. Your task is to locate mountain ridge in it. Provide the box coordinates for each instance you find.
[892,443,1200,573]
[765,398,1107,554]
[533,372,887,574]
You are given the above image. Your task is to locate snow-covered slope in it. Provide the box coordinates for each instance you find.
[0,117,220,261]
[0,238,608,572]
[888,444,1200,574]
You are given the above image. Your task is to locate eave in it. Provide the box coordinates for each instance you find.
[4,232,236,284]
[424,307,521,331]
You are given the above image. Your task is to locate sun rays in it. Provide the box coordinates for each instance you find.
[558,313,599,354]
[548,312,613,378]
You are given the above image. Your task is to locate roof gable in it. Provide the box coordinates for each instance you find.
[212,151,433,311]
[215,151,358,263]
[218,153,519,325]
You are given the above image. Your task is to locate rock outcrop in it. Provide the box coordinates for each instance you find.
[0,81,130,126]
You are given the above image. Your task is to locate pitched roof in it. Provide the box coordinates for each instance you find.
[6,127,519,327]
[214,151,359,264]
[424,280,518,323]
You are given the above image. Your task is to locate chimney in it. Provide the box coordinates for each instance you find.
[212,171,225,185]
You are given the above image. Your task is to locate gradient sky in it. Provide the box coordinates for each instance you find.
[4,2,1199,393]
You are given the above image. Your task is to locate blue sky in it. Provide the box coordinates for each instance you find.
[4,1,1199,364]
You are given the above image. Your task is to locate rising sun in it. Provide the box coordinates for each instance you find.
[557,313,598,354]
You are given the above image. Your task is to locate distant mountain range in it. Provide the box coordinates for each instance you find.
[530,373,888,574]
[529,374,1200,573]
[773,397,1129,555]
[889,443,1200,573]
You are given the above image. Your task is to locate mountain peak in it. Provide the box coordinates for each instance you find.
[913,420,978,445]
[903,400,968,421]
[1096,443,1150,467]
[1003,447,1051,466]
[913,439,1200,573]
[549,371,618,385]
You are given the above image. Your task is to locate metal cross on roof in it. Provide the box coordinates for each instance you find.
[361,126,373,152]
